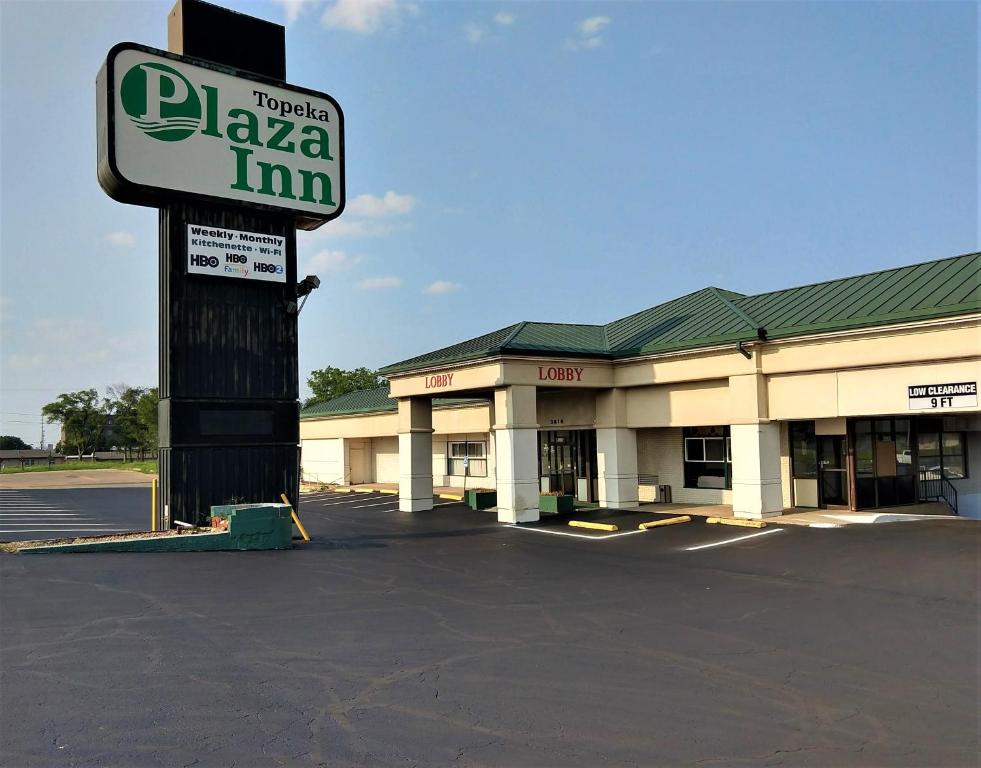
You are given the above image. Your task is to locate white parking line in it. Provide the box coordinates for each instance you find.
[344,499,400,510]
[684,528,783,551]
[0,528,129,534]
[0,510,78,514]
[0,523,133,527]
[306,496,385,507]
[505,524,650,541]
[0,505,71,510]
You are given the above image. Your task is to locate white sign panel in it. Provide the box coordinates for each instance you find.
[907,382,977,410]
[186,224,286,283]
[98,43,344,228]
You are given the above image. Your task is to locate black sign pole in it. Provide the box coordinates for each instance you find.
[156,0,298,528]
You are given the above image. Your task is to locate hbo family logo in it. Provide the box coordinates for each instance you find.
[120,62,201,142]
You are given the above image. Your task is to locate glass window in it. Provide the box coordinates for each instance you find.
[684,438,705,462]
[917,431,966,480]
[941,433,967,479]
[894,420,912,476]
[916,432,940,475]
[447,441,487,477]
[705,439,725,462]
[790,422,817,479]
[683,427,731,489]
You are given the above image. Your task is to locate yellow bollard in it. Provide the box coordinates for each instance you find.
[151,477,158,531]
[706,517,766,528]
[281,492,310,542]
[638,515,691,530]
[568,520,618,532]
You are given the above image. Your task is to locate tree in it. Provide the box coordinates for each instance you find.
[42,389,107,457]
[305,366,382,408]
[135,388,158,457]
[106,385,148,460]
[0,435,31,450]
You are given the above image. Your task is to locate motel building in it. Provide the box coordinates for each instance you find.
[300,251,981,522]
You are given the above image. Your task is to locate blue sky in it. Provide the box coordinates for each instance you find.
[0,0,977,446]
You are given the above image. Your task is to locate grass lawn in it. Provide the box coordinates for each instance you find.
[0,460,158,475]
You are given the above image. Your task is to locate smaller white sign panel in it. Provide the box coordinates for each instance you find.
[186,224,286,283]
[908,382,977,410]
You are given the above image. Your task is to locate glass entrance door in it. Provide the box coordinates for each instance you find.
[817,435,849,507]
[852,417,916,509]
[539,430,597,502]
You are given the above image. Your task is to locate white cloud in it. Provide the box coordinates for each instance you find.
[321,0,417,33]
[464,22,485,44]
[424,280,461,295]
[567,15,610,51]
[273,0,319,24]
[579,15,610,35]
[106,231,136,247]
[358,276,402,290]
[346,190,416,218]
[304,249,361,273]
[494,11,515,25]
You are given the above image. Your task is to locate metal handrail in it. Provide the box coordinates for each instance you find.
[918,470,959,515]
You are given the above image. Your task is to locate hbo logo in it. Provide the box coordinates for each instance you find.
[190,254,219,268]
[225,254,247,264]
[253,262,284,274]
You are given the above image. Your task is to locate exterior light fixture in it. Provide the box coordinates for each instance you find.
[295,274,321,315]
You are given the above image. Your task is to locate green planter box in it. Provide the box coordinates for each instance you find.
[466,489,497,510]
[539,494,575,515]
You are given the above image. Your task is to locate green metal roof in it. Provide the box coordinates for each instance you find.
[377,251,980,375]
[300,383,486,419]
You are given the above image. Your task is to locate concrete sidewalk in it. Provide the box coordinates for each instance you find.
[0,469,155,490]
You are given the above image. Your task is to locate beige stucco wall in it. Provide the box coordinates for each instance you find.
[768,358,981,420]
[434,405,492,433]
[302,412,398,440]
[616,349,757,387]
[300,404,490,440]
[537,390,596,429]
[625,380,731,427]
[371,436,399,484]
[760,320,980,376]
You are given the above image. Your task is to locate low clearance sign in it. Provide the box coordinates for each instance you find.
[98,43,344,229]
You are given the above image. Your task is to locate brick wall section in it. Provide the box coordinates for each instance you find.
[636,428,732,505]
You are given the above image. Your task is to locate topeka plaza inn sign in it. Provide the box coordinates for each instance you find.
[98,43,344,228]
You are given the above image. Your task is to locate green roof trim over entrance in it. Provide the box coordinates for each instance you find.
[377,251,980,375]
[300,383,485,419]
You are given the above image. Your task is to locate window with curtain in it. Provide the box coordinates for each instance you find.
[447,441,487,477]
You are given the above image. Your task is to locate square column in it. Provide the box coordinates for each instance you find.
[597,428,639,508]
[730,422,783,519]
[493,385,540,523]
[398,398,434,512]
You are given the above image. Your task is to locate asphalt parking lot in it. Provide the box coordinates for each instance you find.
[0,487,150,541]
[1,489,978,767]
